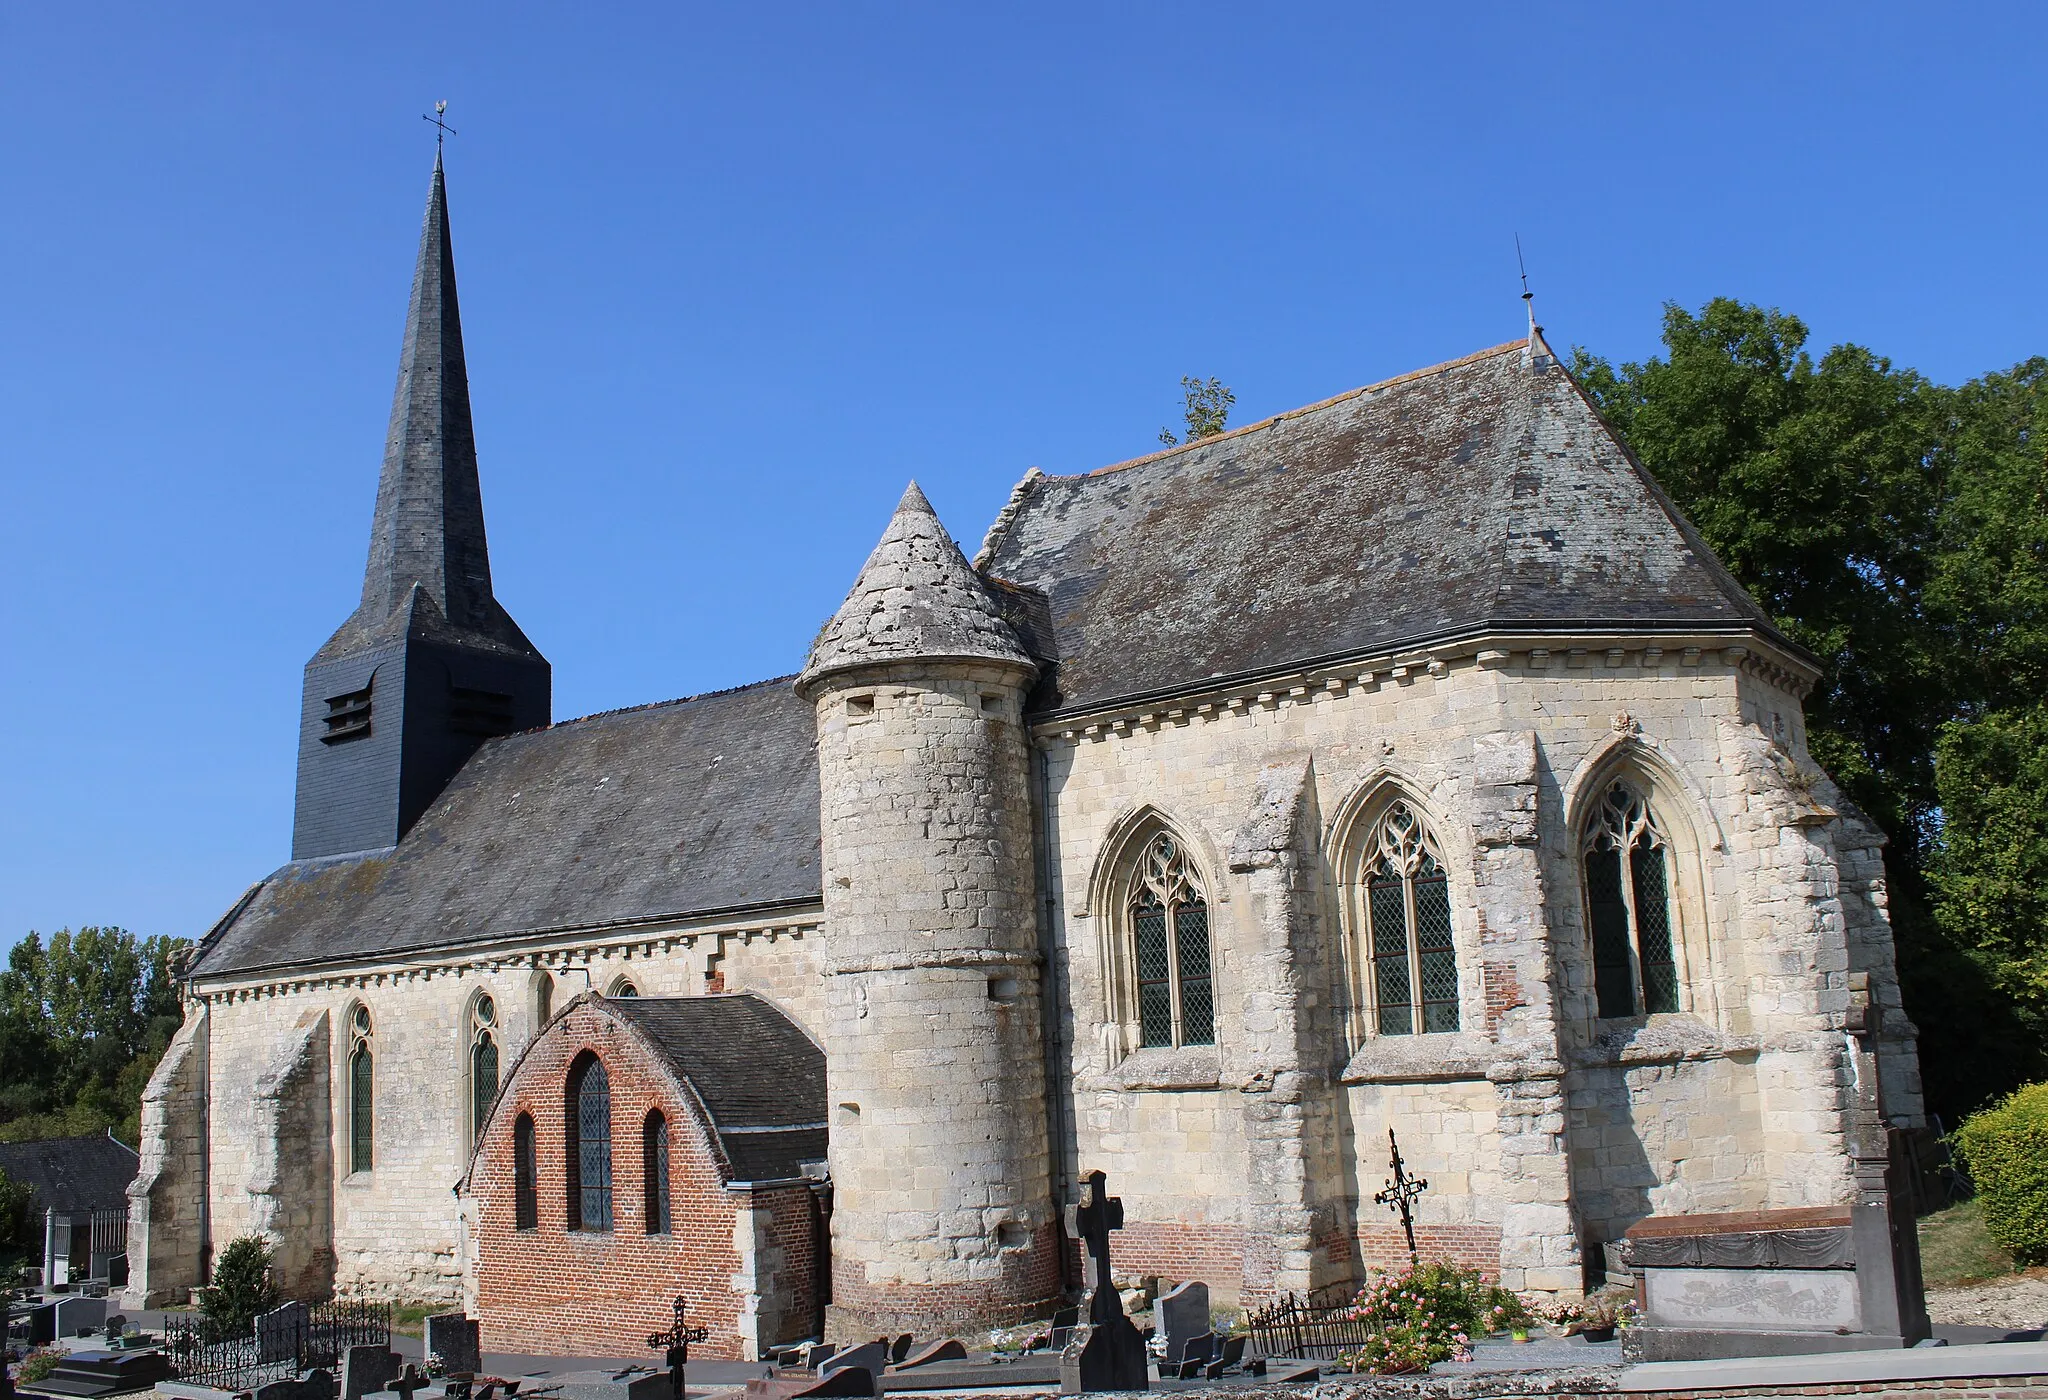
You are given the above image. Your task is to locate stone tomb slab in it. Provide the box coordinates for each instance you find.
[1642,1266,1861,1333]
[544,1370,673,1400]
[819,1343,888,1381]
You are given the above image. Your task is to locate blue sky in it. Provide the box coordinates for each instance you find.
[3,3,2042,951]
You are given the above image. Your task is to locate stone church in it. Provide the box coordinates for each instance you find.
[124,157,1926,1360]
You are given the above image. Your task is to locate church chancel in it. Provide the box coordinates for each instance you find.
[125,154,1927,1361]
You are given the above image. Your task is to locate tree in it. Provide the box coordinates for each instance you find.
[1573,302,2048,1119]
[198,1235,279,1334]
[1158,376,1235,446]
[0,928,189,1144]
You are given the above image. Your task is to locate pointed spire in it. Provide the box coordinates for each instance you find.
[800,482,1034,692]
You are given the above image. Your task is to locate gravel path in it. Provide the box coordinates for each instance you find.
[1926,1271,2048,1330]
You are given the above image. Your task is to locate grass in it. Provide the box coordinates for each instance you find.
[1919,1198,2019,1289]
[392,1304,437,1339]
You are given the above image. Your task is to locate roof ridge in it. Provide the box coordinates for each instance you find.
[525,674,802,734]
[1066,339,1528,483]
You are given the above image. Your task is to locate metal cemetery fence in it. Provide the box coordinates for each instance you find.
[165,1300,391,1391]
[1245,1286,1377,1361]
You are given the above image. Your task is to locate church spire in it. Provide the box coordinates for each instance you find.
[293,153,549,861]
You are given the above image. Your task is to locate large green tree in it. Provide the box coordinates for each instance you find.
[1573,301,2048,1120]
[0,928,189,1144]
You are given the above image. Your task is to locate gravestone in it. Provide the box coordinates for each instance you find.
[1203,1336,1246,1380]
[548,1371,671,1400]
[427,1312,482,1375]
[1047,1304,1080,1352]
[257,1300,311,1365]
[818,1342,887,1381]
[1172,1333,1215,1379]
[381,1363,428,1400]
[342,1345,405,1400]
[801,1343,839,1370]
[888,1335,914,1364]
[1058,1170,1149,1394]
[894,1339,966,1370]
[1156,1282,1210,1364]
[52,1295,107,1339]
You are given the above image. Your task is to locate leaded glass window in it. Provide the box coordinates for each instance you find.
[1357,802,1460,1036]
[348,1005,374,1174]
[566,1054,613,1232]
[1583,781,1681,1018]
[1128,833,1215,1048]
[469,994,499,1147]
[513,1113,538,1231]
[643,1111,671,1235]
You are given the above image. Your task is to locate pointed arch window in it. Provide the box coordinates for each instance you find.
[1583,781,1680,1018]
[642,1111,671,1235]
[512,1113,538,1231]
[348,1005,374,1173]
[468,994,500,1147]
[566,1053,612,1232]
[532,972,554,1030]
[1129,833,1215,1049]
[1355,801,1460,1036]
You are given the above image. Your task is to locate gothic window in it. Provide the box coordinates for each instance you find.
[642,1111,671,1235]
[1129,833,1215,1049]
[565,1053,612,1232]
[348,1005,374,1173]
[512,1113,538,1231]
[468,994,500,1147]
[1356,801,1460,1036]
[533,972,553,1028]
[606,977,639,998]
[1583,780,1680,1019]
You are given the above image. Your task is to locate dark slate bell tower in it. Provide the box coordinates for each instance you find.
[292,154,550,860]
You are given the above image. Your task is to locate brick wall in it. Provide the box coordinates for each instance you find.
[468,1001,815,1360]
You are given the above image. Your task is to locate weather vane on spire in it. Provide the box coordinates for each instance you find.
[1515,232,1537,341]
[423,100,457,153]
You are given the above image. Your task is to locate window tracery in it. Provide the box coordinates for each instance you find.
[348,1004,374,1173]
[1128,832,1215,1048]
[1353,801,1459,1036]
[468,993,499,1148]
[1582,780,1680,1018]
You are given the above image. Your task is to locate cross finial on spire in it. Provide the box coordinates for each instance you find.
[423,100,457,154]
[1515,232,1538,343]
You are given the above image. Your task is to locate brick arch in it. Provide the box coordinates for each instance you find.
[459,995,821,1361]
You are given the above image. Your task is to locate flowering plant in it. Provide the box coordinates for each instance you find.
[1334,1262,1529,1374]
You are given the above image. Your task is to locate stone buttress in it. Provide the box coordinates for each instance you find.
[798,483,1061,1332]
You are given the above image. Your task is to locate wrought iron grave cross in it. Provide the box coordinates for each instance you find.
[648,1297,709,1400]
[1372,1128,1430,1265]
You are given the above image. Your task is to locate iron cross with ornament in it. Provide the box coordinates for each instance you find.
[647,1297,710,1400]
[1372,1127,1430,1265]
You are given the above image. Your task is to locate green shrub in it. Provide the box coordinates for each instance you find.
[198,1235,280,1334]
[1954,1082,2048,1266]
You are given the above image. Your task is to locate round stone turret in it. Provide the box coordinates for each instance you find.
[798,482,1059,1332]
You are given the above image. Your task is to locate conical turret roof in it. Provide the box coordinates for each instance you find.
[800,482,1033,690]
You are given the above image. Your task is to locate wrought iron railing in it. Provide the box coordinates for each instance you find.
[164,1300,391,1390]
[1244,1287,1376,1361]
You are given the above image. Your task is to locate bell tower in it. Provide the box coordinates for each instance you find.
[797,483,1060,1332]
[291,155,549,860]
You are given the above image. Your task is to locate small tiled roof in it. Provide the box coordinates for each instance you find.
[978,340,1788,716]
[188,679,820,978]
[609,994,827,1182]
[0,1132,138,1214]
[800,481,1033,691]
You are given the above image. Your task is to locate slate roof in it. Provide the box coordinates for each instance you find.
[0,1132,138,1214]
[316,153,540,664]
[801,481,1033,691]
[609,994,827,1182]
[978,340,1788,717]
[189,679,820,978]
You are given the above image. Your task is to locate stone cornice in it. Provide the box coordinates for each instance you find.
[1029,627,1815,746]
[188,909,823,1004]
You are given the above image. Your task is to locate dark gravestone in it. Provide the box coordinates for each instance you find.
[343,1346,405,1400]
[257,1301,311,1366]
[1202,1336,1246,1380]
[426,1313,482,1376]
[1058,1170,1149,1394]
[887,1336,913,1365]
[1156,1282,1210,1364]
[384,1364,429,1400]
[894,1339,966,1370]
[801,1343,839,1371]
[1172,1334,1215,1379]
[792,1370,876,1399]
[818,1342,887,1381]
[254,1379,300,1400]
[1047,1303,1080,1351]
